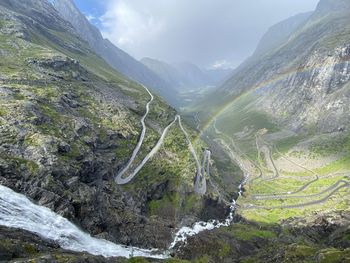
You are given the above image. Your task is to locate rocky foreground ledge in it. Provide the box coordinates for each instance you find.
[1,211,349,262]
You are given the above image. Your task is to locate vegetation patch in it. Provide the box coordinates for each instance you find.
[223,223,276,241]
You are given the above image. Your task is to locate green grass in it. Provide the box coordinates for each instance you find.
[3,156,39,175]
[317,248,350,263]
[147,192,180,217]
[274,134,308,154]
[314,156,350,175]
[218,94,279,136]
[165,259,191,263]
[239,185,349,224]
[128,258,149,263]
[0,107,8,116]
[310,133,350,157]
[62,143,81,159]
[237,134,350,224]
[223,223,276,241]
[284,244,317,259]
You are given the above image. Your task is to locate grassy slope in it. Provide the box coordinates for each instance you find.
[188,5,350,226]
[0,5,232,252]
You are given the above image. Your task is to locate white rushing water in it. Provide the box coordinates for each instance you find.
[0,85,246,259]
[0,185,168,259]
[169,199,236,249]
[0,182,241,258]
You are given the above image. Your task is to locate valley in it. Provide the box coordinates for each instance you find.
[0,0,350,262]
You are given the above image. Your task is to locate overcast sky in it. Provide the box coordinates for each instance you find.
[74,0,320,69]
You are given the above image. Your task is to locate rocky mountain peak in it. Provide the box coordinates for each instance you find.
[52,0,85,22]
[253,12,312,56]
[52,0,102,50]
[2,0,56,14]
[315,0,350,15]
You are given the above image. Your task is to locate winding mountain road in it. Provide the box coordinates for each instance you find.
[255,132,279,180]
[252,178,349,200]
[244,179,349,210]
[115,85,208,195]
[213,118,261,185]
[178,116,207,195]
[251,134,320,198]
[211,122,350,211]
[240,131,350,209]
[115,85,154,185]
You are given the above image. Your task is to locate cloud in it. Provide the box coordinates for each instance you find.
[100,1,164,48]
[211,60,233,70]
[85,14,96,22]
[99,0,319,68]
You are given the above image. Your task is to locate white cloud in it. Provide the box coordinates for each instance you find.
[85,14,96,22]
[100,1,164,51]
[99,0,319,67]
[211,60,233,70]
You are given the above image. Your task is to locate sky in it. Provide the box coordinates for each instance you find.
[74,0,320,69]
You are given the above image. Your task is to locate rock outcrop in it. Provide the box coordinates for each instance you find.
[197,0,350,133]
[0,0,236,254]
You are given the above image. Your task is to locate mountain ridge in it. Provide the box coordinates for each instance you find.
[52,0,175,105]
[141,57,231,107]
[0,0,239,256]
[253,12,312,56]
[195,0,350,133]
[1,0,350,262]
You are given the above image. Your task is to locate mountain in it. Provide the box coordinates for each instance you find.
[52,0,174,104]
[196,0,350,133]
[316,0,350,14]
[0,0,241,260]
[1,0,350,262]
[205,67,233,85]
[185,1,350,261]
[141,58,231,92]
[253,12,312,56]
[140,58,184,91]
[141,58,231,107]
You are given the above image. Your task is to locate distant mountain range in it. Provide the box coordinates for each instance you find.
[53,0,175,104]
[1,0,350,262]
[52,0,231,108]
[141,57,231,92]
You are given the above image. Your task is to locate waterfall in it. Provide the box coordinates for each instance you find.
[0,185,168,259]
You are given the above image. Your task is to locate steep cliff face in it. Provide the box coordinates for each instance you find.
[260,43,350,132]
[252,2,350,132]
[197,0,350,133]
[176,2,350,262]
[52,0,101,51]
[0,0,235,253]
[52,0,174,105]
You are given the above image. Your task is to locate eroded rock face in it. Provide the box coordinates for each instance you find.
[0,0,234,253]
[200,2,350,134]
[259,44,350,133]
[177,212,350,263]
[0,79,181,248]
